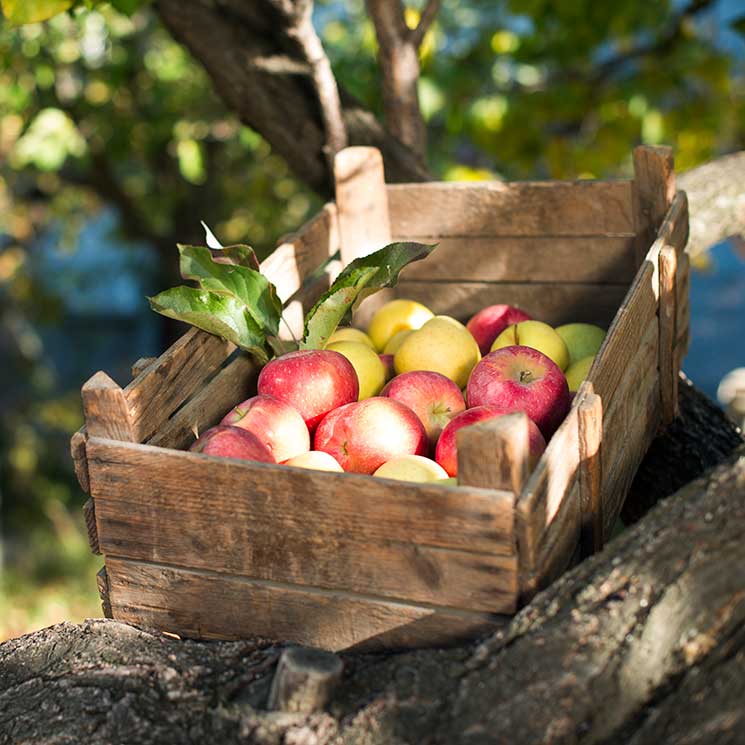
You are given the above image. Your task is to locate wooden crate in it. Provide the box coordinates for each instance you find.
[71,145,689,652]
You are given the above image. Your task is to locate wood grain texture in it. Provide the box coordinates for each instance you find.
[96,566,112,619]
[387,180,635,237]
[105,557,507,652]
[148,354,259,451]
[676,251,691,358]
[396,235,637,284]
[457,412,530,496]
[86,439,515,555]
[260,203,340,303]
[633,145,675,263]
[656,191,689,253]
[659,246,679,425]
[82,371,136,441]
[131,357,156,379]
[82,498,100,555]
[70,427,90,493]
[122,328,236,443]
[577,387,604,557]
[395,280,628,327]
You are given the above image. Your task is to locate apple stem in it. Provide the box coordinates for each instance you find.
[520,370,533,384]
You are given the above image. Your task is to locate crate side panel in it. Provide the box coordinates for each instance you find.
[387,181,635,236]
[105,557,507,652]
[395,281,627,328]
[396,236,637,284]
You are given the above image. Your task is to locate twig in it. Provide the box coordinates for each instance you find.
[409,0,441,48]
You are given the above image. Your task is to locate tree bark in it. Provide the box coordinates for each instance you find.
[1,382,742,745]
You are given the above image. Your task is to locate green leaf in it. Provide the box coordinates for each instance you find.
[1,0,74,24]
[148,286,269,363]
[301,241,437,350]
[108,0,145,16]
[177,245,281,336]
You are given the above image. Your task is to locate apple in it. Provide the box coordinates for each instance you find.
[565,355,595,393]
[373,454,449,482]
[282,450,344,472]
[555,323,606,366]
[327,340,386,399]
[491,320,570,371]
[328,326,376,349]
[367,298,434,351]
[190,425,275,463]
[314,397,427,474]
[394,315,481,389]
[379,353,395,381]
[466,304,532,356]
[434,405,546,477]
[257,349,358,432]
[381,370,465,452]
[383,329,414,355]
[220,394,310,463]
[467,346,571,438]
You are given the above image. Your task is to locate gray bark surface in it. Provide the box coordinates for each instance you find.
[1,382,743,745]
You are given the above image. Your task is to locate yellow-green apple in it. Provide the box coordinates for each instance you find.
[491,320,570,371]
[220,394,310,463]
[467,304,532,355]
[467,346,571,438]
[314,397,427,474]
[190,425,275,463]
[282,450,344,472]
[555,323,606,366]
[383,328,414,354]
[367,298,434,351]
[328,326,376,348]
[394,315,481,389]
[381,370,465,452]
[565,355,595,393]
[327,340,386,399]
[373,454,449,482]
[434,405,546,477]
[379,353,395,381]
[257,349,358,432]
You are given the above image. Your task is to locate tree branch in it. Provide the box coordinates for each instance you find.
[409,0,440,48]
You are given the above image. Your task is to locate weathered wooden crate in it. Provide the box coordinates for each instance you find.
[71,145,689,651]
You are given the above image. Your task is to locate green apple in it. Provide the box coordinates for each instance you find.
[555,323,606,366]
[565,355,595,392]
[491,320,570,371]
[374,454,449,482]
[327,340,387,400]
[367,298,434,351]
[328,326,376,349]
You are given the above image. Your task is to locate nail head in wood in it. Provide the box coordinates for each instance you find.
[457,412,531,493]
[268,646,343,713]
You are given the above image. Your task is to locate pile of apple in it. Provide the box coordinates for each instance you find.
[191,300,606,484]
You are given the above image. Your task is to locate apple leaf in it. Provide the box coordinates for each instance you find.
[301,241,437,350]
[178,244,281,335]
[148,286,270,363]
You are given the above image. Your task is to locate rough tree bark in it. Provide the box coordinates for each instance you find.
[0,381,742,745]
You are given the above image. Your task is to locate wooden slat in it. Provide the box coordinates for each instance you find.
[82,372,136,441]
[260,203,340,303]
[659,246,679,424]
[82,498,100,555]
[587,260,658,403]
[122,328,236,443]
[131,357,156,379]
[70,427,90,493]
[577,386,604,557]
[395,280,628,328]
[97,566,112,619]
[676,251,690,358]
[396,235,637,283]
[86,439,515,556]
[633,145,675,263]
[387,180,635,237]
[458,412,530,496]
[656,191,689,253]
[106,557,507,652]
[148,354,259,451]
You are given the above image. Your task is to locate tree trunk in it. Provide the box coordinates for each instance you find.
[1,381,742,745]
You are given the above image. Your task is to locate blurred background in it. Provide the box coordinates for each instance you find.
[1,0,743,640]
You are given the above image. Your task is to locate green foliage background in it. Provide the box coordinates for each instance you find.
[0,0,743,638]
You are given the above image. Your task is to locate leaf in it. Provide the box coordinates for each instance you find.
[148,286,269,363]
[177,245,280,335]
[301,242,437,350]
[108,0,146,16]
[1,0,74,24]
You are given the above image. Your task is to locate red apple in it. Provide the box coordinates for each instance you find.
[466,305,532,356]
[466,345,571,438]
[314,397,427,474]
[381,370,465,452]
[220,394,310,463]
[190,425,275,463]
[257,349,359,432]
[434,406,546,477]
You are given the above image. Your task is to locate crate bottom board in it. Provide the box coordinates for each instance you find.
[104,557,507,652]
